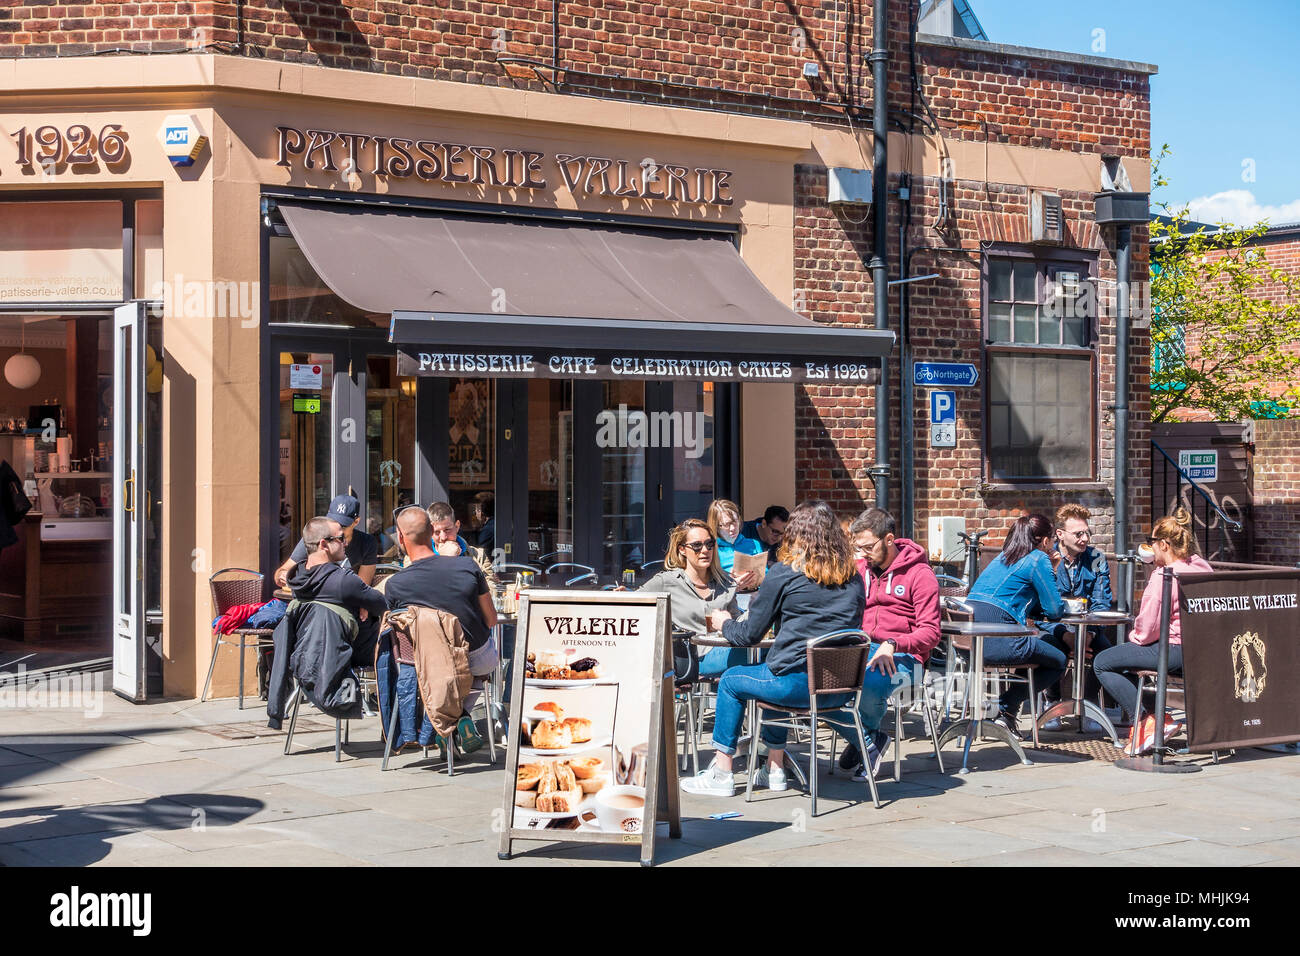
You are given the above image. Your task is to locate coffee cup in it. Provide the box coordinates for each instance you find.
[581,784,645,834]
[1063,597,1087,615]
[1137,543,1155,564]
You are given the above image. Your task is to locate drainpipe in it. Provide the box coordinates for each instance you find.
[1114,224,1132,555]
[869,0,891,510]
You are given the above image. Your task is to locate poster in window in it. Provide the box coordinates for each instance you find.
[448,377,492,489]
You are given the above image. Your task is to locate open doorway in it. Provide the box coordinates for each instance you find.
[0,313,116,675]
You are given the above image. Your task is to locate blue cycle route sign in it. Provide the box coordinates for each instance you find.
[913,362,979,388]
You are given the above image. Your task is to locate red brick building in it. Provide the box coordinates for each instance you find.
[0,2,1156,697]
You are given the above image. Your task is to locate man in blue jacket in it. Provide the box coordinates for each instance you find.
[1043,503,1114,727]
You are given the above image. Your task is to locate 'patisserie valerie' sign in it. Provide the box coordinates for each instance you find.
[498,591,680,865]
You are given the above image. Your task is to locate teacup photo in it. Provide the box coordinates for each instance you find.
[581,784,646,833]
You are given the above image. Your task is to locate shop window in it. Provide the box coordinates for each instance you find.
[135,199,164,297]
[0,201,123,302]
[984,253,1097,481]
[268,235,386,328]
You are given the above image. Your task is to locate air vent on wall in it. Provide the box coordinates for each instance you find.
[1030,190,1063,244]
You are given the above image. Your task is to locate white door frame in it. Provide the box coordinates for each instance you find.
[112,302,147,702]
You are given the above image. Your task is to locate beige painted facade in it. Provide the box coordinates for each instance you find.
[0,54,1144,698]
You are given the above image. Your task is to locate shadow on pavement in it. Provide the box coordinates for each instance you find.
[0,794,264,866]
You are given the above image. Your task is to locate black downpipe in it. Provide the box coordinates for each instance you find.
[237,0,245,54]
[1114,225,1132,554]
[553,0,560,73]
[899,179,914,537]
[870,0,891,510]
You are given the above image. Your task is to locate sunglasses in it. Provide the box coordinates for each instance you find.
[392,503,422,520]
[684,539,717,553]
[320,535,344,544]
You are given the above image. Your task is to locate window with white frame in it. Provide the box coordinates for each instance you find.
[984,253,1098,481]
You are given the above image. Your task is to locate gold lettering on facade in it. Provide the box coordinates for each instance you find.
[442,143,470,182]
[304,129,339,171]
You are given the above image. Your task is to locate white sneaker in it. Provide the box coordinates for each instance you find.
[680,760,735,797]
[754,765,788,791]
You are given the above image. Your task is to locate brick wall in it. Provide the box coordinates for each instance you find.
[2,2,1151,156]
[1251,418,1300,566]
[4,1,1155,555]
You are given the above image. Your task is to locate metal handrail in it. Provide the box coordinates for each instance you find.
[1151,440,1243,531]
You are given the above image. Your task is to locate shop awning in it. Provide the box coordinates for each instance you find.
[278,202,894,383]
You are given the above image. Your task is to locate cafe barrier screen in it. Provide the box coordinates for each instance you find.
[1178,570,1300,752]
[498,591,680,865]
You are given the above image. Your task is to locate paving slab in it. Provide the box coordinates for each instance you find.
[1107,806,1300,848]
[0,828,183,866]
[1102,840,1287,867]
[963,807,1186,855]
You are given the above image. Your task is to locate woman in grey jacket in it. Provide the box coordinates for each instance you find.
[638,519,741,674]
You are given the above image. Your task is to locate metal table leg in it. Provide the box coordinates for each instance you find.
[937,633,1032,771]
[1037,621,1121,746]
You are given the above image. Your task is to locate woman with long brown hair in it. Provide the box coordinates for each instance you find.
[965,513,1067,739]
[681,500,865,797]
[1095,507,1210,752]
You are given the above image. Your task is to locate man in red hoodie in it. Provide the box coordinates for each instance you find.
[831,508,942,779]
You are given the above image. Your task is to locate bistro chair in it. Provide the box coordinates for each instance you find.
[942,597,1042,749]
[827,667,947,782]
[743,630,880,816]
[282,679,353,763]
[201,568,274,710]
[670,630,703,777]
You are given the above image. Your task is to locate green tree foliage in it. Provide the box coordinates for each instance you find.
[1150,150,1300,423]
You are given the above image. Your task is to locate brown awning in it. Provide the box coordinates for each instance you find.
[278,201,893,383]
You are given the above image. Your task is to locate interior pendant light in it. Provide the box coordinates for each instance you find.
[4,323,41,390]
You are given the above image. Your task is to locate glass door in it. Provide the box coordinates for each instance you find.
[111,303,146,701]
[364,356,418,562]
[276,350,336,562]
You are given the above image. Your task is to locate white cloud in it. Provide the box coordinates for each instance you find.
[1181,190,1300,228]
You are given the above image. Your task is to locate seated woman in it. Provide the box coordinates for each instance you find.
[682,501,865,797]
[707,498,763,590]
[965,513,1066,739]
[1094,508,1209,753]
[638,519,741,679]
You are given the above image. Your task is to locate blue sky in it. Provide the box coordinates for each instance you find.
[968,0,1300,226]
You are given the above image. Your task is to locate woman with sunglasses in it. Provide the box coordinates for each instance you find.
[682,501,865,796]
[1094,507,1209,753]
[638,519,743,678]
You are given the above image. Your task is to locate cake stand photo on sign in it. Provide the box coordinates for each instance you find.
[523,646,616,687]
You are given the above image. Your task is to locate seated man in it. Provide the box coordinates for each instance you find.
[832,508,942,779]
[428,501,496,581]
[740,504,789,566]
[1044,503,1114,726]
[287,515,388,667]
[275,493,377,587]
[385,507,500,751]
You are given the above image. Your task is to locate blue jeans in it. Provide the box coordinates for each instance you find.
[822,645,920,745]
[699,646,752,679]
[970,603,1066,715]
[711,663,851,756]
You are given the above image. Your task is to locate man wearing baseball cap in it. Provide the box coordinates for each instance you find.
[275,493,378,588]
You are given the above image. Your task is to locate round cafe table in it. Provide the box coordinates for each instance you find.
[1035,611,1133,746]
[937,620,1040,773]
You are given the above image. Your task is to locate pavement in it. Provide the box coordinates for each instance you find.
[2,690,1299,867]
